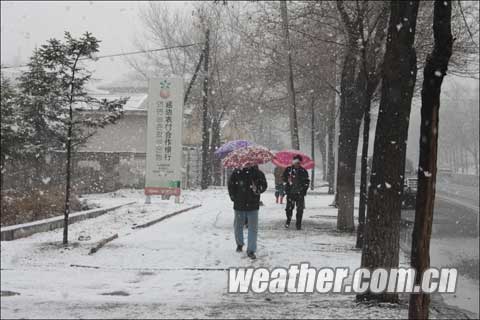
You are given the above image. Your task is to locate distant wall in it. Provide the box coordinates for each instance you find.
[2,148,202,195]
[80,111,148,153]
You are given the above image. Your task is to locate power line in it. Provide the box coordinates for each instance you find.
[0,43,202,70]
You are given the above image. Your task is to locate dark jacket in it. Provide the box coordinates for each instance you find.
[228,166,268,211]
[282,165,310,196]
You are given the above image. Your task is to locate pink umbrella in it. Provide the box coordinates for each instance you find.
[272,149,315,170]
[222,145,274,169]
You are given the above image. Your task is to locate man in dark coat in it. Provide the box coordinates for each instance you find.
[282,155,310,230]
[228,165,267,260]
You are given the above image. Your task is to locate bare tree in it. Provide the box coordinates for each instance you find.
[409,1,454,317]
[280,1,300,150]
[359,1,420,303]
[355,1,390,248]
[334,0,389,232]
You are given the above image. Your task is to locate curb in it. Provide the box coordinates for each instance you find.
[132,204,202,229]
[89,233,119,255]
[1,201,136,241]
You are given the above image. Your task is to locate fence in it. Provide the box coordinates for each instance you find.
[1,147,203,195]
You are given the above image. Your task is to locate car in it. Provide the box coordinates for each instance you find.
[402,177,418,209]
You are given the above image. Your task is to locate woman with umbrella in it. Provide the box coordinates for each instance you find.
[224,146,272,260]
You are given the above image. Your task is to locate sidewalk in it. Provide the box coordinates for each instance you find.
[0,188,471,319]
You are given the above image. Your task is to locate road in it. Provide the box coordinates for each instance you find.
[401,187,479,318]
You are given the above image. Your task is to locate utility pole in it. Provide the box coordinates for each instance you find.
[201,29,210,190]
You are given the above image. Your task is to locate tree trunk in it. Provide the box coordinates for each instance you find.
[474,146,479,176]
[359,1,419,303]
[356,99,371,249]
[453,146,458,173]
[336,46,364,231]
[210,119,222,186]
[184,52,204,105]
[311,96,315,190]
[327,102,336,195]
[201,29,211,190]
[335,0,367,231]
[336,109,361,231]
[409,1,453,318]
[280,1,300,150]
[63,55,81,245]
[318,132,327,182]
[63,111,73,245]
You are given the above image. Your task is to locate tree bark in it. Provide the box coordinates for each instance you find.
[336,107,362,231]
[63,55,80,245]
[336,46,365,231]
[409,1,453,318]
[63,127,72,245]
[335,0,367,232]
[359,0,419,303]
[327,101,336,195]
[184,52,204,105]
[280,1,300,150]
[210,118,222,186]
[356,0,389,249]
[311,96,315,190]
[318,132,327,182]
[453,146,458,173]
[356,101,370,249]
[474,146,479,176]
[201,29,211,190]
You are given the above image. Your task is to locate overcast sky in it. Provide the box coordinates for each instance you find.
[1,1,193,85]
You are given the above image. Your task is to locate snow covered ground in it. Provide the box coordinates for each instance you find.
[0,188,472,319]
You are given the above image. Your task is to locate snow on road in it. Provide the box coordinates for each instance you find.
[0,188,459,319]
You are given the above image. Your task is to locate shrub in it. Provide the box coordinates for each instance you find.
[0,186,81,227]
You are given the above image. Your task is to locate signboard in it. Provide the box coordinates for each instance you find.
[145,77,184,197]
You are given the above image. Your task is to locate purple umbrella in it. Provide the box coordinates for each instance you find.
[214,140,254,159]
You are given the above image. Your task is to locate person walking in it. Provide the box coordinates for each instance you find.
[282,155,310,230]
[228,165,268,259]
[274,166,286,204]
